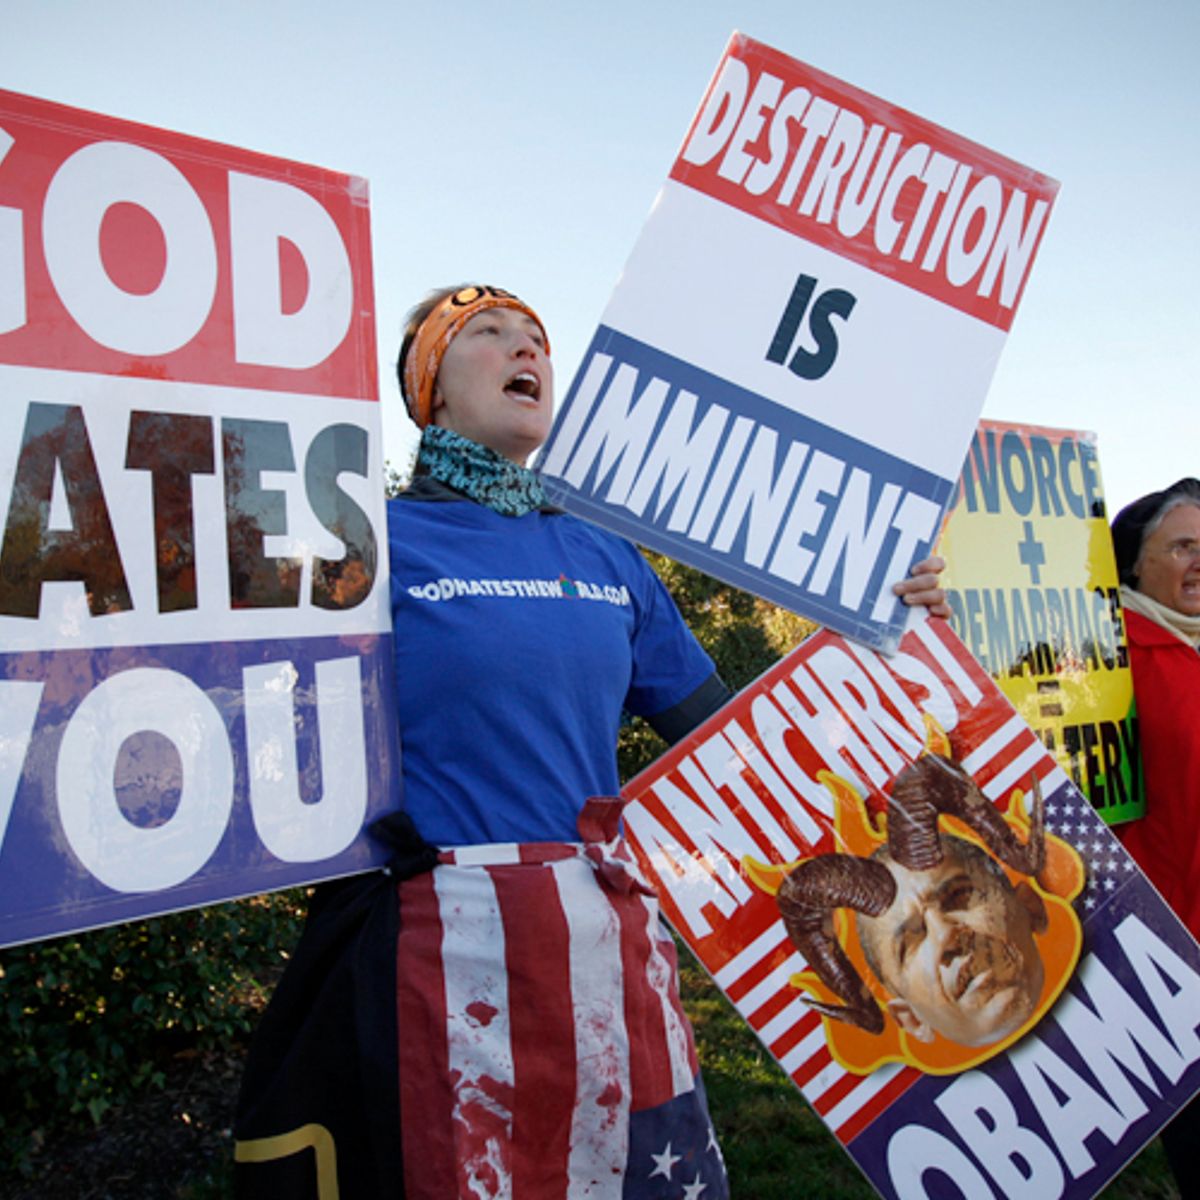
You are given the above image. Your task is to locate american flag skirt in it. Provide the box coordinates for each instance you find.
[396,801,729,1199]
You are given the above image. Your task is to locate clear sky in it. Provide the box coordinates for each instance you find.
[2,0,1196,512]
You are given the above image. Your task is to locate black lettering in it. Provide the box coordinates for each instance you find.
[970,430,1003,514]
[125,411,215,613]
[1079,439,1104,518]
[1029,435,1064,516]
[765,274,856,381]
[1026,589,1053,674]
[1081,722,1103,806]
[1010,589,1032,675]
[766,273,817,364]
[982,589,1013,676]
[1106,587,1129,668]
[0,402,132,618]
[1062,724,1084,790]
[789,287,856,381]
[1119,715,1141,802]
[1099,721,1128,808]
[1058,438,1087,519]
[945,588,967,641]
[1000,430,1034,516]
[305,423,377,611]
[1073,587,1101,670]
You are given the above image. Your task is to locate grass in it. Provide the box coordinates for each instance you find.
[3,928,1181,1198]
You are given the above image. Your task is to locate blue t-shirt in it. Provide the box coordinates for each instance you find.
[388,492,714,846]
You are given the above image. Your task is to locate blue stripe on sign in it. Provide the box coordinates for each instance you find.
[537,327,953,651]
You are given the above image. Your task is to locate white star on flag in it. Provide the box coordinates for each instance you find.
[649,1142,681,1181]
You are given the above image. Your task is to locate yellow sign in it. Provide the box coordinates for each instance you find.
[937,421,1142,824]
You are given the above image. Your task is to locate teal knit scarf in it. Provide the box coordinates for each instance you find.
[417,426,548,517]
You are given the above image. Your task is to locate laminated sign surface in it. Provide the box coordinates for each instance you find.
[623,612,1200,1199]
[939,421,1142,825]
[0,91,400,947]
[537,33,1059,650]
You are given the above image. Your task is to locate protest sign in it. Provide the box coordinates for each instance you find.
[536,32,1059,651]
[622,611,1199,1199]
[0,90,399,947]
[938,420,1141,825]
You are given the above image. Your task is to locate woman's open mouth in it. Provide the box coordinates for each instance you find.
[504,372,540,403]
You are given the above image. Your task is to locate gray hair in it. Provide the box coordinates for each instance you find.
[1134,492,1200,577]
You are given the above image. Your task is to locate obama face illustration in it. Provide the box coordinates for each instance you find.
[856,836,1047,1047]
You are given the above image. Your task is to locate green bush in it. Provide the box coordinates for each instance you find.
[618,553,816,781]
[0,893,305,1176]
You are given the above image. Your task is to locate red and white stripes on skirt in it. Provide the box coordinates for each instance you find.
[396,800,717,1199]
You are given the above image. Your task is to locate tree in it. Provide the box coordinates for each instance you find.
[618,551,816,781]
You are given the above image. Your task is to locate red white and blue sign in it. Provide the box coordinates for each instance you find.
[537,33,1059,651]
[0,90,400,947]
[622,612,1200,1199]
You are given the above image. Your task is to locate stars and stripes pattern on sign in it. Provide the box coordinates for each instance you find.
[625,615,1071,1147]
[396,808,728,1200]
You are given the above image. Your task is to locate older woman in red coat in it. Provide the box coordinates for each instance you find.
[1110,476,1200,1192]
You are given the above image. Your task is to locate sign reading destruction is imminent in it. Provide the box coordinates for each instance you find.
[622,613,1199,1199]
[938,421,1142,825]
[536,32,1059,650]
[0,90,400,947]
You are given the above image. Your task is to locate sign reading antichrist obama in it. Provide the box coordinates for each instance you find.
[0,90,400,947]
[621,611,1200,1199]
[536,32,1059,651]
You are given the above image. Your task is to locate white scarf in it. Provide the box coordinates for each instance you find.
[1120,584,1200,649]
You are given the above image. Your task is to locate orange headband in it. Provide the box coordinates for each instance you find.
[403,285,550,429]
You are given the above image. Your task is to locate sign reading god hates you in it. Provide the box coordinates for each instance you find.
[0,91,400,947]
[621,611,1200,1200]
[536,33,1059,651]
[938,421,1142,826]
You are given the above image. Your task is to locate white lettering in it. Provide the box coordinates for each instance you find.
[1009,1031,1137,1179]
[0,126,25,334]
[56,668,233,891]
[766,448,844,586]
[935,1070,1065,1196]
[808,469,900,608]
[745,86,812,197]
[1113,913,1200,1064]
[886,1124,994,1199]
[624,391,727,531]
[979,192,1051,306]
[946,175,1004,287]
[243,656,367,862]
[623,799,738,939]
[0,680,42,855]
[711,428,808,566]
[688,730,802,859]
[681,57,749,167]
[716,71,784,186]
[563,363,666,500]
[42,141,218,355]
[807,642,922,775]
[228,172,353,370]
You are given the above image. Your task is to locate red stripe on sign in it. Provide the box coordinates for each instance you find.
[812,1067,869,1117]
[396,873,458,1200]
[790,1044,832,1091]
[670,35,1057,331]
[836,1066,919,1143]
[767,1010,820,1062]
[490,862,575,1199]
[0,89,376,397]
